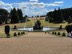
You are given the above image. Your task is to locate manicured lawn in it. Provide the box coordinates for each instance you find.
[26,17,68,28]
[0,24,25,38]
[0,17,68,38]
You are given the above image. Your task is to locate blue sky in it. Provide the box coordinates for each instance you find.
[0,0,72,16]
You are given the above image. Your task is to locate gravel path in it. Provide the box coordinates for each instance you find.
[0,32,72,54]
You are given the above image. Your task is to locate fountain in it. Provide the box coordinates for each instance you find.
[33,20,43,30]
[17,18,58,31]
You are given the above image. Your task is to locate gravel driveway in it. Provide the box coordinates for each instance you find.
[0,32,72,54]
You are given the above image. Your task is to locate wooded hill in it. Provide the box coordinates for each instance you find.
[45,7,72,23]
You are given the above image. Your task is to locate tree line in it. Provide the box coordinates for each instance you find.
[45,7,72,23]
[0,8,27,24]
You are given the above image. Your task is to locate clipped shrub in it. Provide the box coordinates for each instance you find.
[59,25,62,29]
[14,32,17,36]
[22,31,25,34]
[54,32,57,35]
[21,32,23,35]
[52,32,54,34]
[13,25,17,29]
[57,32,60,35]
[62,32,66,37]
[65,25,72,33]
[18,32,20,35]
[5,25,10,38]
[27,19,30,21]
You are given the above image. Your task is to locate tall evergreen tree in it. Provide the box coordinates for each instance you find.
[57,8,64,23]
[23,15,28,22]
[45,16,48,21]
[0,9,8,24]
[46,8,72,23]
[17,9,23,22]
[68,16,72,24]
[52,9,58,22]
[10,8,19,23]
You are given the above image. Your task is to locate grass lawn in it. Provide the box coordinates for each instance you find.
[0,17,68,38]
[26,17,68,28]
[0,23,25,38]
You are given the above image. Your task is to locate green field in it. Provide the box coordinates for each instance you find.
[25,17,68,28]
[0,17,68,38]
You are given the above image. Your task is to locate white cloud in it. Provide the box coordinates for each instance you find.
[48,3,63,6]
[47,1,63,6]
[31,2,45,8]
[54,1,64,4]
[30,0,38,2]
[0,1,13,9]
[0,1,64,16]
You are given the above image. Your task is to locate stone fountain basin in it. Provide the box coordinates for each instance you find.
[17,27,58,31]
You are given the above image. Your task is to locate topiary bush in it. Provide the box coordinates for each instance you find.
[59,25,62,30]
[62,32,66,37]
[33,20,43,30]
[54,32,57,35]
[27,19,30,21]
[22,31,25,34]
[21,32,23,35]
[57,32,60,35]
[53,32,55,35]
[52,32,54,34]
[4,25,10,38]
[13,25,17,29]
[18,32,20,35]
[14,32,17,36]
[65,25,72,33]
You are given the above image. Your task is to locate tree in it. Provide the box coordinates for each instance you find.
[36,20,41,26]
[68,16,72,24]
[0,8,8,24]
[17,9,23,22]
[32,16,33,18]
[65,25,72,33]
[52,8,63,23]
[46,7,72,23]
[57,8,64,23]
[10,8,19,23]
[33,20,43,30]
[23,15,28,22]
[52,9,58,22]
[45,16,48,21]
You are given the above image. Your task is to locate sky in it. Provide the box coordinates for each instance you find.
[0,0,72,16]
